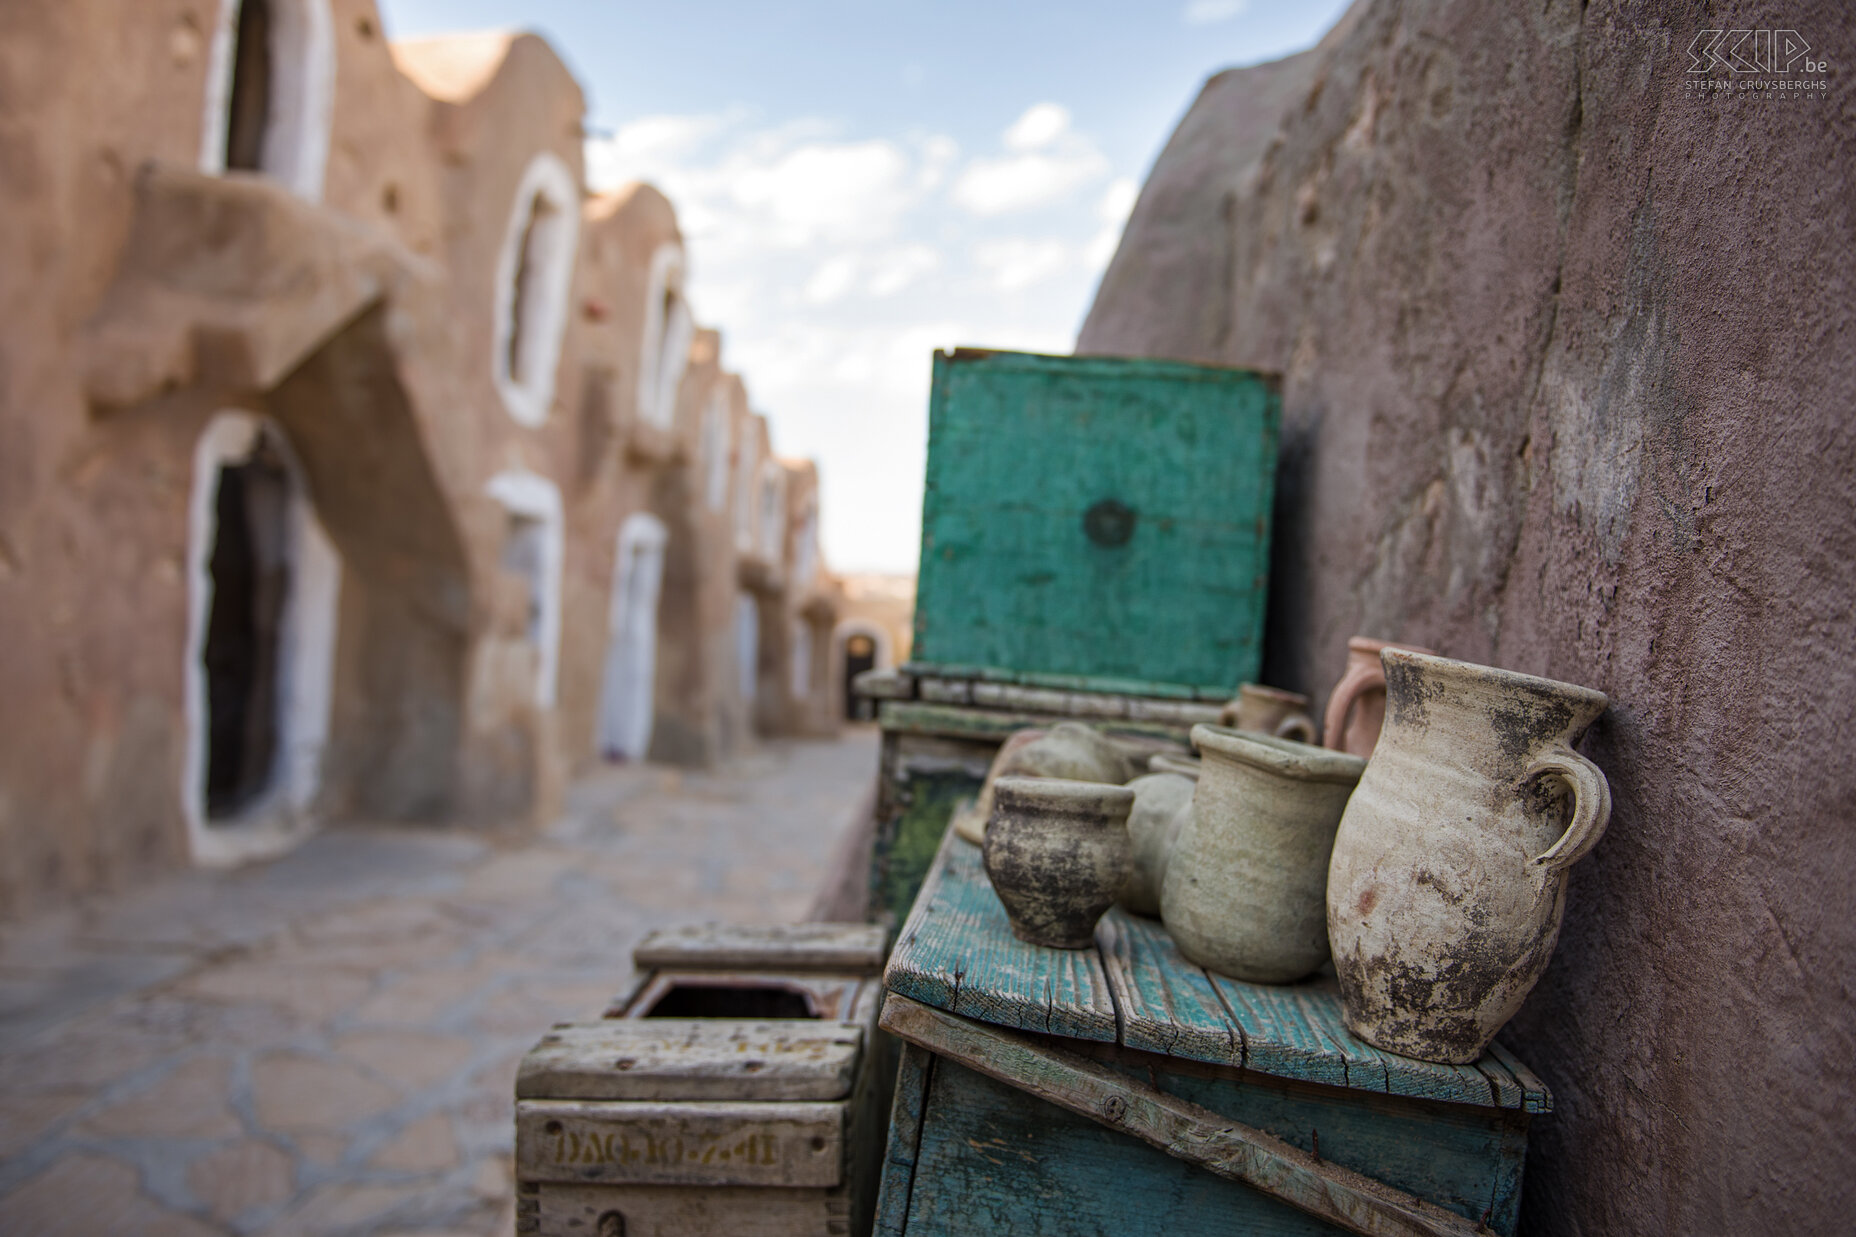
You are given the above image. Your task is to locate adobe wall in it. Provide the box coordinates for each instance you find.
[776,459,842,738]
[554,185,682,772]
[1079,0,1854,1230]
[0,1,422,910]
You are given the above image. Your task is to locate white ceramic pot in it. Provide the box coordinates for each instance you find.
[1161,726,1365,982]
[1117,771,1196,917]
[1327,649,1612,1064]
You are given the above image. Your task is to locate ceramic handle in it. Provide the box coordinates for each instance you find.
[1321,661,1381,750]
[1274,714,1317,745]
[1526,748,1613,875]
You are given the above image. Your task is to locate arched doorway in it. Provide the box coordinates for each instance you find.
[735,592,760,706]
[486,471,564,709]
[200,0,335,200]
[832,621,893,721]
[184,413,340,865]
[841,634,877,719]
[597,513,668,761]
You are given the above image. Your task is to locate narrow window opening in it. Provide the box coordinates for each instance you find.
[203,433,292,819]
[507,193,558,392]
[736,593,760,704]
[224,0,273,172]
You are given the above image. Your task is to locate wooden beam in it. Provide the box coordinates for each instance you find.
[879,994,1492,1237]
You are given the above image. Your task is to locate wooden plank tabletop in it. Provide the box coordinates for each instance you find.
[884,829,1551,1113]
[884,827,1119,1043]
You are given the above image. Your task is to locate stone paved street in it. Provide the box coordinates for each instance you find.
[0,732,878,1236]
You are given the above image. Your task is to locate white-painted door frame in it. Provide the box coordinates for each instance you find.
[597,512,668,760]
[183,411,340,867]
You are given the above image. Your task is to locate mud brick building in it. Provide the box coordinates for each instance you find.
[0,0,847,915]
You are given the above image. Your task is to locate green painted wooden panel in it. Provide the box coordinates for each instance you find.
[900,1056,1527,1235]
[873,1043,936,1237]
[869,771,975,931]
[914,349,1281,694]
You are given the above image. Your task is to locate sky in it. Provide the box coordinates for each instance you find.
[379,0,1353,573]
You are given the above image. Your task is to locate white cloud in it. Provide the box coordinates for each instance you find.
[804,255,859,305]
[974,238,1073,291]
[1183,0,1250,25]
[1081,177,1141,271]
[952,148,1110,216]
[728,140,915,245]
[917,134,960,190]
[950,103,1110,216]
[1098,176,1140,224]
[867,245,941,297]
[1003,102,1071,151]
[584,109,1124,570]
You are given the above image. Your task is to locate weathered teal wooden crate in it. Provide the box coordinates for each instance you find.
[913,349,1281,698]
[874,833,1551,1237]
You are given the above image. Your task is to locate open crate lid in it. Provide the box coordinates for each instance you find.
[912,348,1281,698]
[632,923,888,974]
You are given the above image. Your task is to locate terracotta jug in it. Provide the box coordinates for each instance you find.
[1327,650,1612,1064]
[984,777,1134,949]
[1117,771,1196,917]
[1218,684,1317,744]
[1161,726,1365,982]
[1321,636,1438,758]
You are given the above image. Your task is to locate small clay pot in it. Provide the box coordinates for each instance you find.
[1147,752,1201,780]
[1321,636,1438,758]
[1118,772,1196,917]
[1218,684,1318,744]
[951,727,1050,845]
[1162,726,1365,982]
[983,777,1134,949]
[953,722,1138,845]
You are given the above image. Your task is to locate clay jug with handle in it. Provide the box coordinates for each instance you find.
[1321,637,1438,758]
[1217,684,1317,744]
[1327,650,1612,1064]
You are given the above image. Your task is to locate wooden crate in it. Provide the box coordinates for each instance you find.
[516,924,890,1237]
[872,834,1551,1237]
[859,666,1221,930]
[913,348,1280,697]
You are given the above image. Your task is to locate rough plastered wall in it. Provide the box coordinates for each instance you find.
[0,1,214,913]
[1080,0,1854,1231]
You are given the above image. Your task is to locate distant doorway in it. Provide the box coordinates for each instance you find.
[597,514,668,761]
[735,592,760,706]
[184,413,340,866]
[833,621,892,722]
[842,635,876,720]
[203,432,291,817]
